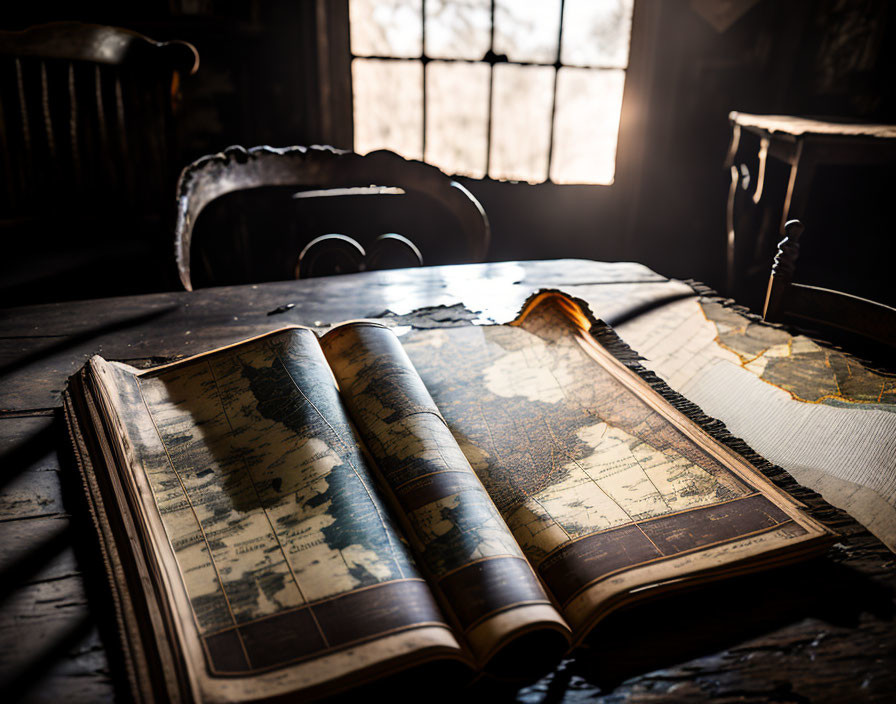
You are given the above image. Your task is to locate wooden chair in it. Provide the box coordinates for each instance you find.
[763,220,896,352]
[174,145,490,290]
[0,22,198,304]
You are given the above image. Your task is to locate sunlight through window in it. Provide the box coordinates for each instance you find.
[350,0,634,185]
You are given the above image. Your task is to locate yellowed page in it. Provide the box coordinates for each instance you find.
[612,294,896,551]
[400,293,832,640]
[88,327,469,703]
[321,322,570,671]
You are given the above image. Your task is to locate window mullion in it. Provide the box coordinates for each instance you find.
[546,0,566,182]
[484,0,496,178]
[352,54,619,71]
[421,0,427,161]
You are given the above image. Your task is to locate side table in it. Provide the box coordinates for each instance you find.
[723,112,896,309]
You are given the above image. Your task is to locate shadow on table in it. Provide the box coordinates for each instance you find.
[0,419,67,607]
[602,289,697,328]
[0,305,178,384]
[332,557,893,703]
[0,414,118,701]
[0,419,55,493]
[556,558,893,695]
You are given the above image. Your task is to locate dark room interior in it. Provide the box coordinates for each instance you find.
[4,0,896,304]
[1,2,894,703]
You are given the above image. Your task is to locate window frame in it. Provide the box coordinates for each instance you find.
[348,0,637,185]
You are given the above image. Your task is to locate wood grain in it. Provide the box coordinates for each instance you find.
[0,259,892,703]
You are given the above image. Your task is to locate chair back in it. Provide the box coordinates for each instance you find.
[763,220,896,352]
[0,21,198,216]
[0,22,198,305]
[174,145,490,290]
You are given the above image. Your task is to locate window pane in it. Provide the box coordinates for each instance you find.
[550,68,625,185]
[561,0,634,68]
[353,59,423,160]
[489,64,554,183]
[494,0,562,64]
[426,61,490,178]
[350,0,422,58]
[425,0,491,60]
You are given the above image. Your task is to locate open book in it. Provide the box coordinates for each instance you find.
[63,291,832,703]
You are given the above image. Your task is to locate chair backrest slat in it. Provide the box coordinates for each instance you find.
[14,58,31,184]
[68,62,80,183]
[113,72,136,204]
[763,219,896,354]
[0,78,14,206]
[785,283,896,348]
[40,60,56,162]
[93,63,112,193]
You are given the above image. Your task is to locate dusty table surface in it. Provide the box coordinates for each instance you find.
[1,259,893,703]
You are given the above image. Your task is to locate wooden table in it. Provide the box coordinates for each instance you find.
[1,260,893,703]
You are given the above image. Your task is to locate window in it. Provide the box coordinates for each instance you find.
[349,0,634,185]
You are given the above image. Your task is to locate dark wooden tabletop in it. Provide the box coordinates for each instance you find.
[1,259,893,703]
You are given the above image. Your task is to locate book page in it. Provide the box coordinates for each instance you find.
[400,293,831,639]
[321,322,571,670]
[89,327,468,702]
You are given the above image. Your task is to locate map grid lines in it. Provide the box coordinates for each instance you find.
[134,373,254,670]
[542,416,667,559]
[205,356,331,650]
[267,340,408,580]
